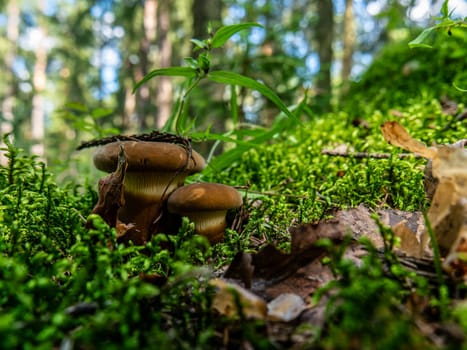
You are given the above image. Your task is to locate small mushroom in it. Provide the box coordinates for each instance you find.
[93,141,205,244]
[167,182,243,244]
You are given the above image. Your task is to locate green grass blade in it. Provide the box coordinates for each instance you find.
[207,70,298,122]
[133,67,197,93]
[453,82,467,92]
[408,27,435,48]
[201,116,296,176]
[230,85,239,128]
[211,23,263,48]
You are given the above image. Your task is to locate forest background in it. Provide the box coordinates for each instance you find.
[0,0,466,181]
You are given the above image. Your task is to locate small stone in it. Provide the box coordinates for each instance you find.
[267,293,307,322]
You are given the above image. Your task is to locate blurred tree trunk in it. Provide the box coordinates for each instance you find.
[192,0,223,125]
[0,0,19,165]
[315,0,334,112]
[122,73,137,131]
[192,0,223,40]
[341,0,355,83]
[155,0,173,129]
[134,0,158,130]
[30,2,47,160]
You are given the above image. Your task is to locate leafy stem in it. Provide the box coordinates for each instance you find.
[409,0,467,48]
[133,22,297,135]
[174,75,203,134]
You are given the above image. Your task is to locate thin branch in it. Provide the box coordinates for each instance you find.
[321,149,424,159]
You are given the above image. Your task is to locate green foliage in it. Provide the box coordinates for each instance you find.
[315,237,434,350]
[0,143,225,349]
[0,137,88,258]
[409,0,467,49]
[210,22,263,48]
[58,102,120,139]
[133,23,297,137]
[204,102,450,245]
[0,142,283,349]
[343,27,467,114]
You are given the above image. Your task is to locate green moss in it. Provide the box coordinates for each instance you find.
[342,27,467,114]
[205,101,458,248]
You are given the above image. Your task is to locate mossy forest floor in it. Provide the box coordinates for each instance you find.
[1,32,467,349]
[1,96,467,349]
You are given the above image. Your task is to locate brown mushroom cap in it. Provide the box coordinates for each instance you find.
[167,183,243,213]
[167,183,243,243]
[93,141,205,174]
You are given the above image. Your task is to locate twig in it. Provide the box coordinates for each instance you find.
[76,130,192,151]
[321,149,423,159]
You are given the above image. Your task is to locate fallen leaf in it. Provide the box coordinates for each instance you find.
[115,221,147,245]
[425,147,467,280]
[223,251,254,289]
[381,121,437,159]
[424,179,461,255]
[225,205,427,299]
[431,146,467,197]
[90,145,127,228]
[392,220,424,258]
[225,222,342,300]
[443,226,467,281]
[443,220,467,282]
[210,278,267,319]
[381,123,467,279]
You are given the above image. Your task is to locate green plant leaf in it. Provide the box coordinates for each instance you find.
[230,85,239,127]
[190,38,208,50]
[453,82,467,92]
[441,0,449,18]
[211,23,263,48]
[201,116,296,176]
[207,70,297,121]
[133,67,197,93]
[64,102,88,113]
[184,57,199,69]
[91,108,113,119]
[408,27,436,48]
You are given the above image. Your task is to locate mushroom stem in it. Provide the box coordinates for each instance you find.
[167,183,243,244]
[123,172,188,201]
[179,210,229,244]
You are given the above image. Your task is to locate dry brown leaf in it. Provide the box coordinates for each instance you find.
[380,121,437,159]
[209,278,267,319]
[115,221,148,245]
[224,219,345,300]
[443,220,467,280]
[381,122,467,277]
[424,149,467,258]
[392,220,424,258]
[431,146,467,197]
[225,205,429,299]
[89,145,127,228]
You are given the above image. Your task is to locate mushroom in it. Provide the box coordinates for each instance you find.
[93,141,205,244]
[167,183,243,244]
